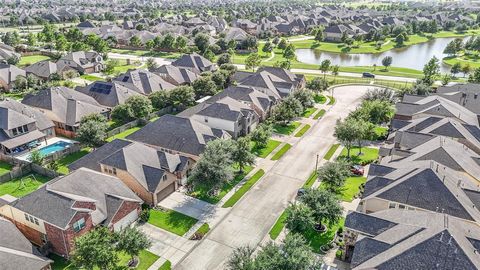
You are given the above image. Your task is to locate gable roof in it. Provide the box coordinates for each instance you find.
[76,81,141,108]
[171,53,214,74]
[113,69,175,95]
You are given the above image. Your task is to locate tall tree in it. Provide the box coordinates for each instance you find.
[116,226,151,265]
[381,56,392,71]
[125,95,153,119]
[232,137,255,172]
[422,56,440,85]
[285,202,315,233]
[250,124,272,149]
[300,188,343,229]
[319,59,331,79]
[76,114,108,147]
[334,118,362,157]
[245,53,261,71]
[316,161,351,193]
[72,227,118,270]
[169,86,196,107]
[450,62,461,77]
[283,43,296,60]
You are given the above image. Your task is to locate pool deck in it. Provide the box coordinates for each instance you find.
[16,137,76,161]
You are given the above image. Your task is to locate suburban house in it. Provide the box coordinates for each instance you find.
[22,87,109,138]
[126,114,230,160]
[171,53,216,74]
[25,60,76,81]
[436,83,480,115]
[56,51,104,74]
[113,69,176,95]
[233,19,258,35]
[324,24,356,42]
[76,81,142,108]
[343,210,480,269]
[151,64,199,86]
[178,96,260,138]
[0,99,55,155]
[0,217,52,270]
[0,63,26,91]
[0,168,142,258]
[0,43,20,63]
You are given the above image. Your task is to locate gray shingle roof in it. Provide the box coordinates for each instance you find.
[351,237,391,268]
[345,211,397,236]
[68,139,132,172]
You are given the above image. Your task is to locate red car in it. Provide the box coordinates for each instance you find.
[351,165,364,176]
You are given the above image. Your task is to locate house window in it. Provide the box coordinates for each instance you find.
[398,204,406,209]
[112,168,117,175]
[388,202,396,209]
[40,233,48,244]
[24,213,39,225]
[163,175,167,181]
[73,218,86,232]
[204,118,208,123]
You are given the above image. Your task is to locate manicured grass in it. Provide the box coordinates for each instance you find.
[338,66,423,79]
[148,209,198,236]
[80,74,105,81]
[222,169,265,208]
[192,223,210,239]
[113,64,138,73]
[3,91,27,100]
[323,144,340,160]
[0,161,13,175]
[304,171,318,188]
[327,96,336,105]
[106,126,141,142]
[18,55,51,66]
[271,143,292,160]
[269,210,288,240]
[313,109,326,120]
[251,139,281,158]
[302,218,345,253]
[338,146,379,165]
[294,124,311,137]
[0,173,52,197]
[373,126,388,140]
[314,94,327,104]
[110,48,182,59]
[341,177,367,202]
[302,107,317,118]
[159,260,172,270]
[56,147,92,174]
[190,165,253,204]
[273,121,301,135]
[443,53,480,69]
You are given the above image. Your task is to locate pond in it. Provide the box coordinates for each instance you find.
[295,36,469,73]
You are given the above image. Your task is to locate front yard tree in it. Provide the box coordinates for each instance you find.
[316,161,351,193]
[319,59,331,79]
[117,226,152,266]
[285,202,315,233]
[72,227,118,270]
[334,118,362,158]
[271,96,303,124]
[77,113,108,148]
[307,77,329,92]
[227,246,256,270]
[232,137,255,173]
[381,56,392,71]
[250,123,272,149]
[300,188,343,231]
[245,53,261,71]
[293,89,314,108]
[187,139,235,191]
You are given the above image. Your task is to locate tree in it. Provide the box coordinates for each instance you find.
[334,117,362,158]
[72,227,118,270]
[422,56,440,85]
[262,41,273,53]
[161,33,175,49]
[363,88,395,103]
[300,188,343,229]
[194,33,210,53]
[319,59,331,79]
[331,65,340,80]
[277,38,287,50]
[354,100,395,125]
[285,202,315,233]
[232,137,255,172]
[283,43,296,60]
[314,28,324,42]
[6,55,19,65]
[125,95,153,119]
[250,123,272,149]
[111,104,134,123]
[146,58,158,71]
[271,96,303,124]
[450,62,461,77]
[26,33,36,46]
[149,91,170,110]
[395,33,405,47]
[169,86,196,107]
[116,226,151,265]
[192,76,217,97]
[381,56,392,71]
[55,34,69,51]
[187,139,235,191]
[76,114,108,147]
[443,39,462,56]
[411,81,432,95]
[461,64,472,77]
[293,89,314,108]
[441,74,451,86]
[316,161,351,193]
[468,68,480,83]
[104,60,119,75]
[129,36,142,47]
[307,77,329,92]
[176,36,188,51]
[227,246,256,270]
[245,53,261,71]
[28,150,44,165]
[217,53,231,65]
[2,31,20,46]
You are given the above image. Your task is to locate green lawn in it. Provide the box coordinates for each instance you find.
[338,146,379,165]
[271,143,292,160]
[0,174,52,197]
[110,49,182,59]
[302,107,317,118]
[56,147,92,174]
[18,55,51,66]
[273,121,301,135]
[80,74,105,81]
[327,96,336,105]
[251,139,281,158]
[269,210,288,240]
[373,126,388,140]
[313,109,326,120]
[294,124,311,137]
[338,66,423,79]
[3,91,27,100]
[50,250,159,270]
[341,177,367,202]
[304,171,318,188]
[323,144,340,160]
[106,126,141,142]
[222,169,265,208]
[302,218,345,253]
[148,209,198,236]
[190,165,253,204]
[0,161,13,175]
[443,53,480,69]
[159,260,172,270]
[314,94,327,104]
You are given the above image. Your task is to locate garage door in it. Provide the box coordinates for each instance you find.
[113,210,138,232]
[156,183,176,203]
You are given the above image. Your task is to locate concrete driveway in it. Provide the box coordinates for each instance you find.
[174,85,372,270]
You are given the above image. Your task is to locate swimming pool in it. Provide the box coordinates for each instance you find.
[38,141,72,156]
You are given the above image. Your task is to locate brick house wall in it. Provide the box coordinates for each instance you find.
[73,201,96,210]
[11,219,44,246]
[109,201,141,227]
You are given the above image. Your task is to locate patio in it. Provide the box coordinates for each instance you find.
[16,137,77,161]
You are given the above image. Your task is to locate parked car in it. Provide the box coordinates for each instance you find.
[351,165,364,176]
[297,188,306,197]
[362,72,375,78]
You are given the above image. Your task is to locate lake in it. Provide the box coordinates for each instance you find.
[295,37,469,73]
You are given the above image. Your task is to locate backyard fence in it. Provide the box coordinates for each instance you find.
[0,154,61,184]
[42,143,82,164]
[329,78,411,90]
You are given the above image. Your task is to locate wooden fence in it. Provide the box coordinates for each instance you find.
[0,154,61,184]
